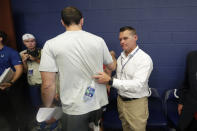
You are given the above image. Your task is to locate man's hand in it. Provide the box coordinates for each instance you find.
[54,93,59,101]
[45,117,57,124]
[93,72,111,84]
[110,50,116,58]
[28,55,40,63]
[0,82,12,90]
[106,50,117,71]
[28,55,37,61]
[178,104,183,115]
[21,53,29,62]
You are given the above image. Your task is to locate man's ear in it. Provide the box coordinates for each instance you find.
[134,35,138,41]
[80,18,84,27]
[61,19,66,27]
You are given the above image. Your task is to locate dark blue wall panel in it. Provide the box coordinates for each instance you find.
[11,0,197,95]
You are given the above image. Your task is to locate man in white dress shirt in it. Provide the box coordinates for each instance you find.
[94,26,153,131]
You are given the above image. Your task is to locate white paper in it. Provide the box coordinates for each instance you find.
[0,67,14,84]
[36,107,56,122]
[36,106,63,122]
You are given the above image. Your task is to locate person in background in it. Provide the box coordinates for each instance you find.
[20,33,42,112]
[94,26,153,131]
[178,51,197,131]
[20,34,62,131]
[39,6,116,131]
[20,34,43,130]
[99,50,116,131]
[0,31,24,131]
[0,32,23,91]
[103,51,116,93]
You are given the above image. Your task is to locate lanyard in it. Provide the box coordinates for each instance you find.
[120,48,139,75]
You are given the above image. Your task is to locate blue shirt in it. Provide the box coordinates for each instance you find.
[0,46,22,75]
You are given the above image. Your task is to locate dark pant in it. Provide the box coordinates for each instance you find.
[0,80,31,131]
[29,84,42,113]
[178,105,197,131]
[61,108,102,131]
[177,118,197,131]
[0,91,18,131]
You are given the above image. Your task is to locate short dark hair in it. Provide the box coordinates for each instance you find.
[61,6,83,26]
[119,26,137,35]
[0,31,7,43]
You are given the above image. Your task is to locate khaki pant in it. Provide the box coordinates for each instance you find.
[117,96,149,131]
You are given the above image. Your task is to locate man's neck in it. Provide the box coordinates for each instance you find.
[125,45,137,56]
[66,24,82,31]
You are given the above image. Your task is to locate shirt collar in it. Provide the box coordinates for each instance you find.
[121,45,139,59]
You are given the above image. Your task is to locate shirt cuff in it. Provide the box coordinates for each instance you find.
[112,78,120,90]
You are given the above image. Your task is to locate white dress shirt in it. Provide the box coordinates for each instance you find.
[113,46,153,98]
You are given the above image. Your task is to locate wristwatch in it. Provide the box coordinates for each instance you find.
[108,79,113,86]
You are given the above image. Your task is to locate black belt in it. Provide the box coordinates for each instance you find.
[119,95,138,101]
[31,84,41,86]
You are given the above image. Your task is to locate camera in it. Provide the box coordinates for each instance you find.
[26,48,41,60]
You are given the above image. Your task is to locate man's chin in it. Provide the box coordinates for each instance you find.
[28,47,36,50]
[121,46,126,50]
[122,47,128,51]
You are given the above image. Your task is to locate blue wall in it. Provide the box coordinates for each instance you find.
[11,0,197,95]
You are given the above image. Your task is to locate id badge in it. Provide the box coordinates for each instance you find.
[83,81,96,102]
[28,68,33,76]
[85,86,95,97]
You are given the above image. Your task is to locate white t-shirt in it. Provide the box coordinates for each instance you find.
[39,30,113,115]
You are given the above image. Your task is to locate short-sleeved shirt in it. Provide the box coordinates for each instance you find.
[20,50,42,85]
[0,46,22,75]
[39,30,113,115]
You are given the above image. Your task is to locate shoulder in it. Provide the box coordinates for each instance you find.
[45,32,66,44]
[20,50,27,55]
[187,50,197,58]
[4,47,21,62]
[82,30,104,42]
[185,50,197,64]
[137,49,153,64]
[139,49,152,59]
[4,46,17,52]
[5,46,19,56]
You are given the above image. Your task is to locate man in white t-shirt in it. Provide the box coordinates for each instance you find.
[39,6,116,131]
